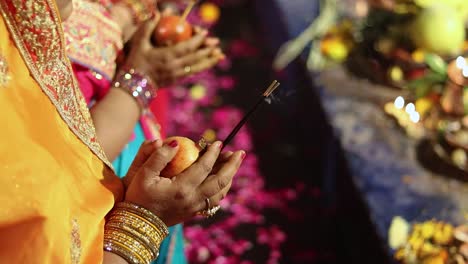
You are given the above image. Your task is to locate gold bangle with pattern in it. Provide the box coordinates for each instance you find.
[105,221,160,257]
[104,228,154,263]
[104,202,169,264]
[114,202,169,237]
[108,213,165,246]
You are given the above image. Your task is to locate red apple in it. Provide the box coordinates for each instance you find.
[153,15,193,46]
[160,136,202,178]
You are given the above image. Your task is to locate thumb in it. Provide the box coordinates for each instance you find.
[132,15,160,46]
[123,140,161,188]
[144,13,161,39]
[136,139,179,185]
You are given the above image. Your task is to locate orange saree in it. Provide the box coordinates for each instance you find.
[0,0,123,263]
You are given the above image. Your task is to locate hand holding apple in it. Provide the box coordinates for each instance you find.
[124,139,245,226]
[124,17,224,86]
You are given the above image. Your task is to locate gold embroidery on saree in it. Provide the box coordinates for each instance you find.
[70,218,82,264]
[0,0,112,168]
[0,54,11,88]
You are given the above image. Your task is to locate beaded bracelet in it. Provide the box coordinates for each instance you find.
[104,202,169,264]
[113,68,157,111]
[121,0,157,25]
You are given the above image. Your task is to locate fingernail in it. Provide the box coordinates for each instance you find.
[202,30,209,36]
[209,38,220,45]
[150,139,160,146]
[168,140,178,148]
[240,151,246,160]
[213,141,222,149]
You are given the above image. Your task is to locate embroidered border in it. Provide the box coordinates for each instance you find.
[0,0,112,168]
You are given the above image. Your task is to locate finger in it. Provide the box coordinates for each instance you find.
[132,17,159,47]
[141,17,159,42]
[208,180,232,206]
[123,140,161,187]
[193,179,232,214]
[168,53,221,80]
[204,37,220,47]
[198,150,244,198]
[175,47,216,69]
[150,47,221,84]
[218,151,234,162]
[172,29,208,56]
[176,141,223,186]
[152,47,214,76]
[137,139,180,185]
[192,26,204,35]
[212,48,226,60]
[211,151,234,174]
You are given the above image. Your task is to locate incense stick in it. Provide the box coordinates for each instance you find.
[181,0,197,21]
[221,80,280,150]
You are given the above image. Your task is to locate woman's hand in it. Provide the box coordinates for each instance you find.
[124,17,224,87]
[124,140,244,227]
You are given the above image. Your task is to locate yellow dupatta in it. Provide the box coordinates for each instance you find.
[0,0,123,263]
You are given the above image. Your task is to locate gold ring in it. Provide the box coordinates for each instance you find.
[184,65,192,74]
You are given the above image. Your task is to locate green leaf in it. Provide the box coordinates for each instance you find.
[416,85,433,98]
[407,72,446,98]
[424,53,447,75]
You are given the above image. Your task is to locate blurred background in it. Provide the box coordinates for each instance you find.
[162,0,468,263]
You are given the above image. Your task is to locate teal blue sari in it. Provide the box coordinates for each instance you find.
[113,123,187,264]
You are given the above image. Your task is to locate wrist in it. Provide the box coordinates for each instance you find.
[112,67,157,112]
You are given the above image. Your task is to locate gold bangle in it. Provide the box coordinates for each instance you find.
[105,231,153,262]
[115,202,169,237]
[108,213,165,247]
[105,222,160,259]
[104,230,151,264]
[112,213,165,243]
[104,240,145,264]
[105,228,154,262]
[104,202,169,264]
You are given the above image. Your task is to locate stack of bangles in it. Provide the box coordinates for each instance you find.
[104,202,169,264]
[113,68,157,111]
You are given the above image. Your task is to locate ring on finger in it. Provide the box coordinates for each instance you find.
[197,198,221,218]
[184,65,192,74]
